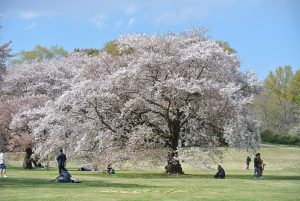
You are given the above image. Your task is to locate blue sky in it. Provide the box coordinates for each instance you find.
[0,0,299,80]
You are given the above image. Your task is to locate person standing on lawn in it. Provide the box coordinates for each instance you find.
[56,149,67,175]
[0,152,7,177]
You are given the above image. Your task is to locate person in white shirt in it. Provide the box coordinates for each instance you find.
[0,152,7,177]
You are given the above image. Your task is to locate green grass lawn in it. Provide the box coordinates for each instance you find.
[1,145,300,201]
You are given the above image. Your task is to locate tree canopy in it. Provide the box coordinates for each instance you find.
[3,30,260,169]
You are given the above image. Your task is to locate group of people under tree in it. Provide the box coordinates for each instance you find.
[55,149,267,181]
[54,149,115,183]
[1,147,266,181]
[42,148,268,181]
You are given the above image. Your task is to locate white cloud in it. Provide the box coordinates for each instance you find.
[20,11,41,19]
[124,5,136,15]
[128,17,136,27]
[150,5,209,25]
[25,23,36,30]
[89,14,107,28]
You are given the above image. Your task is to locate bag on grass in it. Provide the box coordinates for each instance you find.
[73,179,81,183]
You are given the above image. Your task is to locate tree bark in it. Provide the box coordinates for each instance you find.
[165,150,184,174]
[165,119,184,174]
[23,147,33,169]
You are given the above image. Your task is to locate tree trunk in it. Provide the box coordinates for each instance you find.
[165,119,184,174]
[165,150,184,174]
[23,147,33,169]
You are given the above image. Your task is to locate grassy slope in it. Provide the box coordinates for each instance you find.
[0,145,300,201]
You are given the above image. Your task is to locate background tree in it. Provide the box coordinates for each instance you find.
[11,45,68,64]
[102,40,133,56]
[102,40,120,56]
[0,40,11,81]
[291,69,300,104]
[0,25,12,151]
[216,40,237,55]
[254,66,300,136]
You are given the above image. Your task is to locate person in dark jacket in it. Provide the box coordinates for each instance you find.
[56,149,67,175]
[107,163,115,174]
[246,156,251,170]
[214,165,225,179]
[253,153,261,179]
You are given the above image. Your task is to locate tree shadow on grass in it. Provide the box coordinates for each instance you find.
[110,172,300,181]
[228,174,300,180]
[0,177,155,189]
[183,173,300,181]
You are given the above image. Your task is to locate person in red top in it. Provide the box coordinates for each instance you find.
[253,153,264,179]
[257,155,264,178]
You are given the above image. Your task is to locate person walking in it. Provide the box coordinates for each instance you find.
[246,156,251,170]
[56,149,67,175]
[0,152,7,177]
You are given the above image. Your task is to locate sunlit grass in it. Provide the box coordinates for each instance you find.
[1,145,300,201]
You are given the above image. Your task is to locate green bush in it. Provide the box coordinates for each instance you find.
[260,129,300,146]
[260,129,275,142]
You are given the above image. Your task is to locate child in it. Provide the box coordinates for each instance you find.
[245,156,251,170]
[0,152,7,177]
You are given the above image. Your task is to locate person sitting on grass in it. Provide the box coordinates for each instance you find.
[52,168,73,183]
[107,163,115,174]
[214,165,225,179]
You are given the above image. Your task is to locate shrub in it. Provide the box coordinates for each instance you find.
[260,129,300,146]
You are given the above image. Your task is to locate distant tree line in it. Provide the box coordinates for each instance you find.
[253,66,300,145]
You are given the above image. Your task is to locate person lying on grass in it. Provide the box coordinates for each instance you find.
[78,161,91,171]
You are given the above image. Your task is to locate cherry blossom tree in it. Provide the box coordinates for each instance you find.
[3,54,84,168]
[29,30,260,173]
